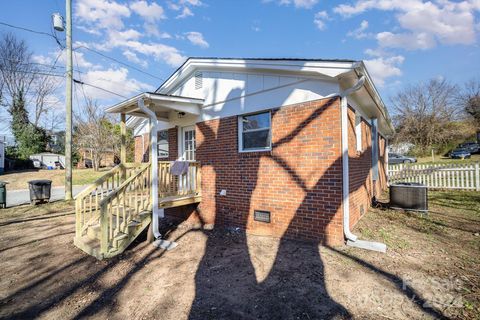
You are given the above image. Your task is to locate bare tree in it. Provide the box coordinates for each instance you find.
[32,73,61,127]
[390,79,464,153]
[0,33,36,110]
[74,99,120,171]
[457,78,480,130]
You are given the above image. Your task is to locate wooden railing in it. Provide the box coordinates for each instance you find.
[158,161,201,197]
[74,163,143,237]
[99,163,152,253]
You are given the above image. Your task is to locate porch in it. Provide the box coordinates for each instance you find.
[73,92,205,259]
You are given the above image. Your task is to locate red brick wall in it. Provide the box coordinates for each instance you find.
[134,127,178,163]
[347,107,373,228]
[347,106,389,228]
[178,97,345,245]
[139,98,389,245]
[134,133,149,163]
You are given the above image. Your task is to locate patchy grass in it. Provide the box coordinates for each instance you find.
[353,190,480,319]
[415,154,480,165]
[0,191,478,319]
[0,168,109,190]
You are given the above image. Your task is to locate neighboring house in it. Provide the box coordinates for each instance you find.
[76,148,117,169]
[0,138,4,174]
[29,152,65,169]
[74,58,394,259]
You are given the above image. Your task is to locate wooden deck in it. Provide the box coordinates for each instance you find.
[159,193,202,208]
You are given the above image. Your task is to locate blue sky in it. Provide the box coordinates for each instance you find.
[0,0,479,134]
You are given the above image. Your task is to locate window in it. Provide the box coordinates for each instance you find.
[238,111,271,152]
[157,130,169,158]
[355,112,363,152]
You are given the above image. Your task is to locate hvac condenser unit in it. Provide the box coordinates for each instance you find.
[389,182,428,212]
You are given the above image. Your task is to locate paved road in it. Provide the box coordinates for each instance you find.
[6,185,88,207]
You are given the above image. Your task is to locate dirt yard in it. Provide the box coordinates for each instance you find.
[0,191,478,319]
[0,168,108,190]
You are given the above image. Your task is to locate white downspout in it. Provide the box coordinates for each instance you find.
[138,97,163,240]
[337,76,387,253]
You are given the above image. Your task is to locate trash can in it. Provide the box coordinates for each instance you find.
[28,180,52,205]
[389,182,428,212]
[0,181,7,209]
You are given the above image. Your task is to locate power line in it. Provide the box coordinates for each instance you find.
[74,45,164,81]
[73,79,127,98]
[0,21,55,38]
[0,21,65,49]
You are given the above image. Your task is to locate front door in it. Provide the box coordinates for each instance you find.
[181,126,196,161]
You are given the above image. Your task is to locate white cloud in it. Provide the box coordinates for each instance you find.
[169,0,202,18]
[376,31,436,50]
[130,1,166,22]
[176,6,194,18]
[184,31,209,48]
[122,50,148,68]
[364,55,405,86]
[334,0,480,50]
[347,20,369,39]
[265,0,318,9]
[79,67,154,99]
[313,11,330,30]
[75,0,130,31]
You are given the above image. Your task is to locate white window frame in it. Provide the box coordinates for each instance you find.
[355,112,363,152]
[238,111,272,153]
[180,125,196,161]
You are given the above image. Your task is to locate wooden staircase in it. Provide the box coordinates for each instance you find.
[74,163,153,259]
[74,161,202,260]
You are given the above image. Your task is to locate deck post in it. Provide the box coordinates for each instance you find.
[120,113,127,181]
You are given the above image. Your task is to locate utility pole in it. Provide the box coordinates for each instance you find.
[65,0,73,200]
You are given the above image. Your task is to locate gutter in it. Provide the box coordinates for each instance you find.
[137,97,163,240]
[329,75,387,253]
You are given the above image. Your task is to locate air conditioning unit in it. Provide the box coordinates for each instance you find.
[389,182,428,212]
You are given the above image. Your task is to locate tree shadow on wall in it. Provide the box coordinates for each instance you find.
[188,97,351,319]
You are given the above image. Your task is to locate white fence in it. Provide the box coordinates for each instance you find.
[388,163,480,191]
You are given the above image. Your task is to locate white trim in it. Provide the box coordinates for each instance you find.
[237,110,272,153]
[355,111,363,152]
[180,125,196,161]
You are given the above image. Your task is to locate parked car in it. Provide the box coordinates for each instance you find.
[458,142,479,154]
[450,148,471,159]
[388,153,417,164]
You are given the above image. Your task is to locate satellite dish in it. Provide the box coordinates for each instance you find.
[52,13,64,32]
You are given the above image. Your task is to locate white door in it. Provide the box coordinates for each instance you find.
[181,126,196,161]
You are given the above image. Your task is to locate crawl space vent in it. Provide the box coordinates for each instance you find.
[194,71,203,90]
[254,210,271,223]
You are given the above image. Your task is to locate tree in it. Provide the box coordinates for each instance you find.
[458,78,480,131]
[74,99,121,171]
[390,79,468,155]
[0,33,53,159]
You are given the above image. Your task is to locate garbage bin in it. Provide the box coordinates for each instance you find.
[28,180,52,205]
[0,181,7,209]
[389,182,428,212]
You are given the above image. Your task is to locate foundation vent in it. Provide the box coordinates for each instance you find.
[195,71,203,90]
[254,210,271,223]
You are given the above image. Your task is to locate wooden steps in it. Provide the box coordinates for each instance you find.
[74,161,202,260]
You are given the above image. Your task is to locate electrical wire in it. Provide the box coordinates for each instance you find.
[73,79,127,98]
[74,45,164,81]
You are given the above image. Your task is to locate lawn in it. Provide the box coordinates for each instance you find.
[0,191,478,319]
[0,168,109,190]
[415,154,480,165]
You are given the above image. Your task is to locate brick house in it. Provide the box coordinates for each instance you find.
[104,58,394,253]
